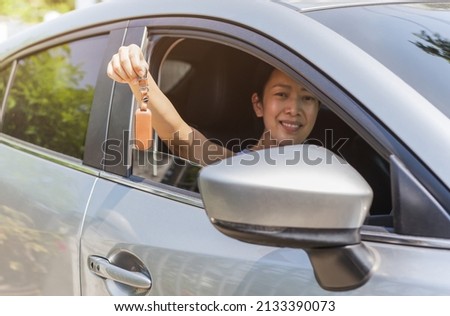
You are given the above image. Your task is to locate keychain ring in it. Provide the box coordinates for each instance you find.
[137,68,149,111]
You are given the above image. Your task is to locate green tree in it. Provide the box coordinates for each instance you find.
[3,43,94,159]
[0,0,75,23]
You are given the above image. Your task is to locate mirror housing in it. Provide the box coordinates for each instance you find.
[199,145,376,291]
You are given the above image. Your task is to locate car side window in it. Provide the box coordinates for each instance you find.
[307,106,392,226]
[131,37,393,227]
[132,38,262,192]
[132,41,202,192]
[2,35,108,159]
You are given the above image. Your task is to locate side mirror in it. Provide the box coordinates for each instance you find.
[199,145,376,291]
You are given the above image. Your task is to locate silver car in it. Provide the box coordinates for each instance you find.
[1,0,449,295]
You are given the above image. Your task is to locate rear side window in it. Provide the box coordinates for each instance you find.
[2,35,108,159]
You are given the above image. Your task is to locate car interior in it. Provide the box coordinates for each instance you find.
[162,39,264,151]
[132,38,393,226]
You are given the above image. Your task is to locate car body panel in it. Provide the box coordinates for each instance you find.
[80,177,450,295]
[0,137,97,295]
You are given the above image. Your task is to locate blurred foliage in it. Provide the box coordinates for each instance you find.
[0,0,75,23]
[413,31,450,63]
[3,44,93,159]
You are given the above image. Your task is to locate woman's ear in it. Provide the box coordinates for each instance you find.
[251,93,264,117]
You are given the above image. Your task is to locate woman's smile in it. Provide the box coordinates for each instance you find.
[279,120,302,133]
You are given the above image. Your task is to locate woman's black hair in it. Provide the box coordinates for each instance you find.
[253,62,322,108]
[252,61,275,100]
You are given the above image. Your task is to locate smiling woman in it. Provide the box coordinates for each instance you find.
[250,69,320,150]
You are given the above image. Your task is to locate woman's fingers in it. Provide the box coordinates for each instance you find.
[118,45,137,80]
[128,44,148,78]
[107,53,128,83]
[107,45,149,84]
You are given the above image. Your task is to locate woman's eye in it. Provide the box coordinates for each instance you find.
[275,92,288,98]
[302,96,317,103]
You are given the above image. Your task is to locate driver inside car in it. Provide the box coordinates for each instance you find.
[107,44,320,166]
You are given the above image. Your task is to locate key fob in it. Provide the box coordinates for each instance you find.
[134,107,153,151]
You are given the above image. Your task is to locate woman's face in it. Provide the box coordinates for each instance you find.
[252,69,320,147]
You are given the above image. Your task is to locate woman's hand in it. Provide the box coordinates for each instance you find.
[107,44,149,85]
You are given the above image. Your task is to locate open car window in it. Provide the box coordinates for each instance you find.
[131,37,393,227]
[132,38,264,192]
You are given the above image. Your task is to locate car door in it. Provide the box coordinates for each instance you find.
[79,15,450,296]
[0,28,114,294]
[79,19,328,296]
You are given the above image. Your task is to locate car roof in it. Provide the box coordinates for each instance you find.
[0,0,251,62]
[0,0,429,62]
[274,0,429,12]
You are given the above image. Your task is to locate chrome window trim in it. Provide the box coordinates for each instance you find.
[0,134,99,177]
[362,228,450,250]
[99,170,204,209]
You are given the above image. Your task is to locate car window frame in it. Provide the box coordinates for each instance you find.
[0,21,128,174]
[104,16,450,243]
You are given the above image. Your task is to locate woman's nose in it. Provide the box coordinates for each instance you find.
[284,98,301,115]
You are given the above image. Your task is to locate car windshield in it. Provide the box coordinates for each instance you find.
[307,3,450,118]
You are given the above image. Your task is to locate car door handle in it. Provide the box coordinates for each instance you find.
[88,255,152,289]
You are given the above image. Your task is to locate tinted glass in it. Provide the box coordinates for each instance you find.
[307,3,450,118]
[2,35,108,159]
[133,149,201,193]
